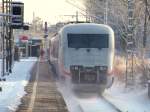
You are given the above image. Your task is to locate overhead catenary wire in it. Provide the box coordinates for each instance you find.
[66,0,108,23]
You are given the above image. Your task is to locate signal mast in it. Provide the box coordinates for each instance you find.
[125,0,135,86]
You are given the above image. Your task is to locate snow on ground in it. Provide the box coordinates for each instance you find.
[0,57,37,112]
[57,80,83,112]
[58,77,150,112]
[57,79,118,112]
[0,54,146,112]
[104,80,150,112]
[78,94,117,112]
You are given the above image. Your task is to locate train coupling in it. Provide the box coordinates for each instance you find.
[70,65,108,84]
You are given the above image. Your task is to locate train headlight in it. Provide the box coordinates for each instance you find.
[70,65,79,71]
[100,66,103,71]
[99,66,107,71]
[74,66,78,70]
[103,66,107,71]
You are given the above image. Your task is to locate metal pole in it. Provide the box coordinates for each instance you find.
[105,0,108,24]
[30,44,32,57]
[9,0,12,73]
[6,0,9,73]
[44,22,48,59]
[86,10,88,22]
[126,0,135,86]
[1,0,13,75]
[143,0,148,48]
[141,0,148,84]
[76,11,78,22]
[125,46,128,87]
[2,0,5,76]
[26,42,28,58]
[8,0,11,72]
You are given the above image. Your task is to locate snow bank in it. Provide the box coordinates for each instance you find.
[0,58,37,112]
[105,81,150,112]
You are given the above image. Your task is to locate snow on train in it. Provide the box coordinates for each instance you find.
[49,23,115,92]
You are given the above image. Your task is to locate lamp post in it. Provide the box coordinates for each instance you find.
[44,22,48,60]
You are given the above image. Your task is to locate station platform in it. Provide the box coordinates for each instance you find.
[16,58,68,112]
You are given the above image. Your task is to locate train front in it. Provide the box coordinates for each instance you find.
[59,23,115,91]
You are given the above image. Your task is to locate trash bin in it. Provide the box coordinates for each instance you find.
[148,80,150,98]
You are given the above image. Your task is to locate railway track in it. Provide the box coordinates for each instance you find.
[58,80,123,112]
[77,93,122,112]
[100,96,122,112]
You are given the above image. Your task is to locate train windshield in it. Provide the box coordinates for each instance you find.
[68,34,109,49]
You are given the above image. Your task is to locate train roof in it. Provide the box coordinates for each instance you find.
[59,23,114,34]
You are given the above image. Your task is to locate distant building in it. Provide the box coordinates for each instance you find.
[15,36,43,57]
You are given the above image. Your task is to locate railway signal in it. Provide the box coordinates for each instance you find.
[44,22,48,59]
[44,22,48,38]
[23,24,29,30]
[11,1,24,29]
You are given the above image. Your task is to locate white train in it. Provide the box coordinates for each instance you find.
[49,23,115,93]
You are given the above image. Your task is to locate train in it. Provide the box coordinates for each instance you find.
[49,23,115,93]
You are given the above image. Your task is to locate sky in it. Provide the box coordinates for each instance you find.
[16,0,86,24]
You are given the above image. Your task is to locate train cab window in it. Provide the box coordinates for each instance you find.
[67,34,109,49]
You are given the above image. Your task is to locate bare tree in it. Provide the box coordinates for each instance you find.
[82,0,150,84]
[82,0,149,52]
